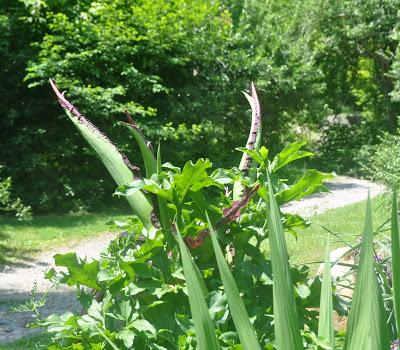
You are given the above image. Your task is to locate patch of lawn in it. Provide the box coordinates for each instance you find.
[0,211,131,266]
[286,194,389,269]
[0,332,51,350]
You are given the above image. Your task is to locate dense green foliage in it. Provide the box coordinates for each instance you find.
[16,85,335,348]
[1,0,400,212]
[365,130,400,188]
[26,147,332,348]
[0,175,32,221]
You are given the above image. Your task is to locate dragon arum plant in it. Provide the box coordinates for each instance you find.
[20,80,397,349]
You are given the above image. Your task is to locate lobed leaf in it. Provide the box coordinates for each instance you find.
[270,141,314,172]
[54,252,100,290]
[277,169,333,204]
[174,159,222,204]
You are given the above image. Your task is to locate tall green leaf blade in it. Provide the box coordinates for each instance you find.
[175,227,220,350]
[156,144,174,247]
[68,111,156,236]
[265,173,304,350]
[344,195,390,350]
[50,80,155,235]
[122,120,157,178]
[391,189,400,338]
[318,236,334,349]
[206,212,261,350]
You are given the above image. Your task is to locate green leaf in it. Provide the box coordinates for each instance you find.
[391,189,400,338]
[132,319,156,337]
[122,121,157,178]
[119,328,135,348]
[236,147,267,166]
[175,226,220,350]
[54,253,100,290]
[270,141,314,172]
[318,236,334,349]
[277,169,334,204]
[265,173,304,350]
[156,144,174,248]
[174,159,222,203]
[206,212,261,350]
[119,299,132,321]
[344,195,390,350]
[49,80,155,236]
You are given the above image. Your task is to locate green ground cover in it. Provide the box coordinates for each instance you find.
[0,211,131,265]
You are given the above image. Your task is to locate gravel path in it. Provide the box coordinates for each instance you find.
[0,176,385,343]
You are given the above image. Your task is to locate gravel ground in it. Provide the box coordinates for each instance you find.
[281,176,384,217]
[0,176,385,343]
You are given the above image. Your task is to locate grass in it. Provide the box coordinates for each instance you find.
[0,211,131,266]
[286,194,389,268]
[0,333,52,350]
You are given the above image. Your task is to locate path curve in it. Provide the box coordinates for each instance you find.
[0,176,385,343]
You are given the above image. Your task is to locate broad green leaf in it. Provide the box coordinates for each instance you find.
[50,79,155,236]
[118,328,135,348]
[174,159,222,204]
[284,213,310,236]
[175,227,220,350]
[391,189,400,338]
[235,147,267,166]
[270,141,314,172]
[265,173,304,350]
[318,236,334,349]
[206,212,261,350]
[119,178,172,201]
[344,195,390,350]
[54,253,100,290]
[277,169,334,204]
[132,319,156,336]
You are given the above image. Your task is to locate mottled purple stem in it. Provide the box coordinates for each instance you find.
[240,83,262,173]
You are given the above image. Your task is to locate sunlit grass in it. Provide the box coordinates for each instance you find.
[287,194,388,268]
[0,332,51,350]
[0,211,131,265]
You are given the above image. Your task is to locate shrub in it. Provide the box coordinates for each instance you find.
[17,82,338,349]
[0,174,32,221]
[364,130,400,188]
[21,82,400,349]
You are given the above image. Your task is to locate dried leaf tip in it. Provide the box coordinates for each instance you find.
[49,79,81,118]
